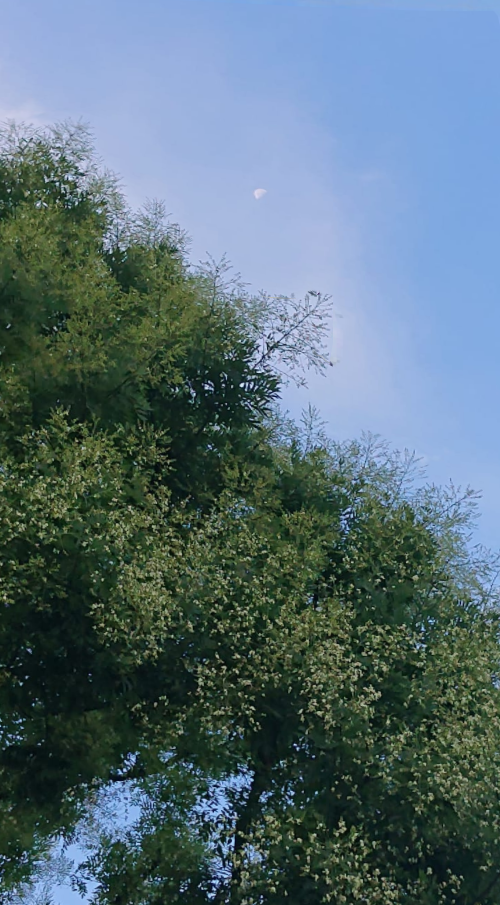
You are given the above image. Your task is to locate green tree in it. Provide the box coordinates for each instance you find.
[2,123,500,905]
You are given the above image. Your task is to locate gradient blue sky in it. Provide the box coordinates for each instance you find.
[2,1,500,544]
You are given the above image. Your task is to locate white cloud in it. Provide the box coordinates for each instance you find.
[0,100,46,128]
[295,0,499,13]
[0,53,49,129]
[358,169,387,184]
[253,188,267,200]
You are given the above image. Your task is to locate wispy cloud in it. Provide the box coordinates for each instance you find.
[0,100,46,126]
[269,0,500,14]
[358,168,388,183]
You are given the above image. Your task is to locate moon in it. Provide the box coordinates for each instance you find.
[253,188,267,200]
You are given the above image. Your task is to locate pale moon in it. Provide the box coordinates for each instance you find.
[253,188,267,200]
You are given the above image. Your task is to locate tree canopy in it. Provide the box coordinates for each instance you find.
[2,122,500,905]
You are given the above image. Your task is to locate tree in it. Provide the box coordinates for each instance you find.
[2,123,500,905]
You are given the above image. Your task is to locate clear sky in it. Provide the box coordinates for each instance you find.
[3,2,500,899]
[2,0,500,544]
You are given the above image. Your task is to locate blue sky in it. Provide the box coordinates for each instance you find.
[2,0,500,560]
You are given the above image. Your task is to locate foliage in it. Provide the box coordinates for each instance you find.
[2,122,500,905]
